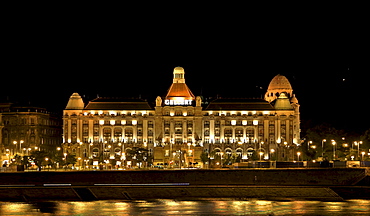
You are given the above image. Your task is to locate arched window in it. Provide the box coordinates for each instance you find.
[125,128,133,137]
[235,128,243,137]
[92,148,99,158]
[114,128,122,137]
[214,148,221,155]
[225,148,232,155]
[236,148,243,157]
[247,148,254,158]
[103,128,111,137]
[224,128,232,137]
[114,148,121,156]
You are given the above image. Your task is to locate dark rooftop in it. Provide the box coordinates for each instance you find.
[84,97,154,110]
[205,98,275,110]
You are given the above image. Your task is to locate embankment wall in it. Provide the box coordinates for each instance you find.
[0,168,366,186]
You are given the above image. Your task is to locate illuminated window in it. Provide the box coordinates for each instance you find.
[188,150,193,157]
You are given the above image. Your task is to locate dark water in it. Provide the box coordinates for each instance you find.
[0,199,369,215]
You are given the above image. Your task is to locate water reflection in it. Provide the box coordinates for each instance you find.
[0,199,369,215]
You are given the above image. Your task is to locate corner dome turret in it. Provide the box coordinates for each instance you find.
[265,74,293,102]
[65,92,84,110]
[290,94,299,104]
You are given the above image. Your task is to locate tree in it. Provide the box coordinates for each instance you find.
[360,129,370,161]
[126,147,149,168]
[200,152,209,168]
[64,154,77,168]
[249,151,259,161]
[51,150,64,169]
[30,150,51,171]
[222,153,240,165]
[304,123,346,160]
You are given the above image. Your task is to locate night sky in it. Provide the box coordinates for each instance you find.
[1,7,368,134]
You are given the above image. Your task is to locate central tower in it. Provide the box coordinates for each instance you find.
[165,66,195,105]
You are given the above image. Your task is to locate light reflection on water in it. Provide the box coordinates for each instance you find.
[0,199,369,215]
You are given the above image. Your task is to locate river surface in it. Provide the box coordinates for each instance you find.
[1,199,369,215]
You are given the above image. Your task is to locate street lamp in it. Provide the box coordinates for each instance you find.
[13,141,17,155]
[322,139,326,157]
[353,141,363,160]
[270,149,275,161]
[259,152,263,161]
[297,152,301,161]
[358,141,363,159]
[331,140,336,160]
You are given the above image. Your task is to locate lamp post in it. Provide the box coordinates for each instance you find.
[20,140,24,155]
[270,149,275,161]
[259,152,263,161]
[358,141,362,159]
[361,152,365,161]
[297,151,301,161]
[321,139,326,158]
[284,141,288,161]
[13,141,17,155]
[353,141,363,160]
[331,140,336,160]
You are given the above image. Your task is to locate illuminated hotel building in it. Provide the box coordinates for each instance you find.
[62,67,300,168]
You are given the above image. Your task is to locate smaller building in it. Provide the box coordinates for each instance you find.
[0,103,62,165]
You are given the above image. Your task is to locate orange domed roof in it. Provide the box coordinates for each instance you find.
[265,74,293,102]
[267,74,292,92]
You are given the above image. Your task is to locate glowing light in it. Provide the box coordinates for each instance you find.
[242,120,247,125]
[110,120,115,125]
[132,120,137,125]
[231,120,236,125]
[253,120,258,125]
[99,120,104,125]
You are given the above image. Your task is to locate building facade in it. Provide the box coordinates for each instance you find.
[0,104,62,165]
[62,67,300,168]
